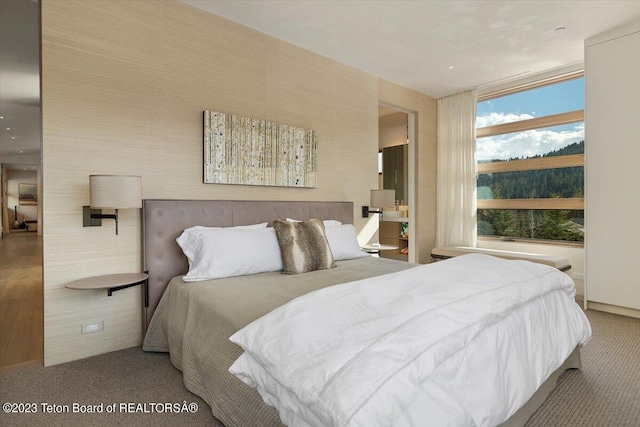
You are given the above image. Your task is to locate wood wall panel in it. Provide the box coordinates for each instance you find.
[41,0,436,365]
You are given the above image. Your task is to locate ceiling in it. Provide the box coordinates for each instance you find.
[1,1,639,163]
[183,0,640,98]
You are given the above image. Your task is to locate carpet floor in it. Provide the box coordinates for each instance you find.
[1,308,638,427]
[525,309,639,427]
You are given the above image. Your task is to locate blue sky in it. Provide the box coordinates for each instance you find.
[476,77,584,161]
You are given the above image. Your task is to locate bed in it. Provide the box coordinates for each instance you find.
[142,199,590,427]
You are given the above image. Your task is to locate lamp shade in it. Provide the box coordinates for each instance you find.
[90,175,142,209]
[370,189,395,208]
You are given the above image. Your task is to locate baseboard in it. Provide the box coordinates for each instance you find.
[586,301,640,319]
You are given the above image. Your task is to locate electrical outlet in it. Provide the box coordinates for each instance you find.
[81,321,103,335]
[572,272,584,280]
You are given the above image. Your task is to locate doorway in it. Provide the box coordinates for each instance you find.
[378,103,416,263]
[0,0,43,369]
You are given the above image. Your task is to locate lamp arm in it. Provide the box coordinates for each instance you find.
[89,209,119,235]
[362,206,383,218]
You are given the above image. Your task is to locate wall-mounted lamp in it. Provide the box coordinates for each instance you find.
[83,175,142,235]
[362,189,395,218]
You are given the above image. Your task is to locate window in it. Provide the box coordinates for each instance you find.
[476,73,584,244]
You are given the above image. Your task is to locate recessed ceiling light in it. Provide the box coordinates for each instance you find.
[19,150,23,153]
[6,127,10,130]
[554,27,566,33]
[12,136,16,139]
[449,65,454,69]
[0,116,3,119]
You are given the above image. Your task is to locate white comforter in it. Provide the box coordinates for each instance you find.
[229,254,591,427]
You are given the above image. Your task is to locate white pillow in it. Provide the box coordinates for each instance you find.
[324,224,370,261]
[285,218,342,227]
[177,223,267,265]
[177,227,282,282]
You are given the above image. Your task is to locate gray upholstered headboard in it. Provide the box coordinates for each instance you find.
[142,199,354,326]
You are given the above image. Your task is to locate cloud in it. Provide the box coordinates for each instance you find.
[476,112,535,128]
[476,114,583,162]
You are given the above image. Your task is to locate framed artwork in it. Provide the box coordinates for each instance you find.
[204,110,317,188]
[19,183,37,205]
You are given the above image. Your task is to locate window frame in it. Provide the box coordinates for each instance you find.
[476,71,585,246]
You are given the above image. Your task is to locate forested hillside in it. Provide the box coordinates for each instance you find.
[477,141,584,199]
[477,141,584,242]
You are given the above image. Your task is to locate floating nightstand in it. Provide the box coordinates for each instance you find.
[66,273,149,307]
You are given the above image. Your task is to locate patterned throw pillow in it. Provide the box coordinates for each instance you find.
[272,218,336,274]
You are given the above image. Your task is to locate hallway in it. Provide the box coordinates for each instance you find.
[0,232,43,368]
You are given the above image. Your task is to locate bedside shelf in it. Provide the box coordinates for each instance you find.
[361,243,399,254]
[66,273,149,307]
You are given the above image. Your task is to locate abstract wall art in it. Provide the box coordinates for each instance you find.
[204,110,317,188]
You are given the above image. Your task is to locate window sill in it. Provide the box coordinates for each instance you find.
[477,236,584,249]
